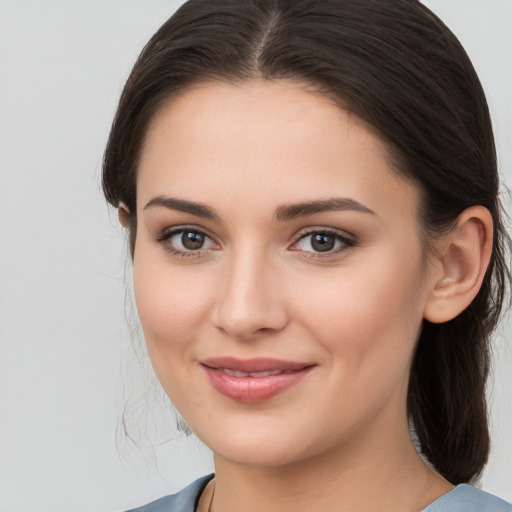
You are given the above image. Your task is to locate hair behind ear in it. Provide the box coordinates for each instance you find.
[409,313,489,483]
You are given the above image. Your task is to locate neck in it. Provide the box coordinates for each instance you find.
[209,417,452,512]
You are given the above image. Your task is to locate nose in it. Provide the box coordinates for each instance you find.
[211,248,289,340]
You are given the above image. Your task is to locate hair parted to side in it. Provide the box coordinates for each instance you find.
[102,0,510,484]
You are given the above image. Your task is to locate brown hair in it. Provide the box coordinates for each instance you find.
[102,0,510,484]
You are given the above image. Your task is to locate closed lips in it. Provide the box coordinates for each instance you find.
[210,368,302,377]
[200,357,314,374]
[200,357,315,403]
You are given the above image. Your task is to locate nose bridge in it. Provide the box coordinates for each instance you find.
[213,242,287,339]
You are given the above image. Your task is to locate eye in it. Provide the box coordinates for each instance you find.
[177,230,208,250]
[155,227,219,257]
[291,229,355,255]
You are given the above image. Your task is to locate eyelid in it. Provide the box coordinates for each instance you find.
[154,225,220,258]
[289,227,356,256]
[154,224,210,242]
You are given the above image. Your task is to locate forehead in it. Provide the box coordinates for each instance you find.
[137,80,419,221]
[141,79,388,168]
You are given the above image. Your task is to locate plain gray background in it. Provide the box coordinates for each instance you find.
[0,1,510,511]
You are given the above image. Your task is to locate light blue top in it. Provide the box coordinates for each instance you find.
[126,474,512,512]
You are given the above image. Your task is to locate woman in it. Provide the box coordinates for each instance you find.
[102,0,511,510]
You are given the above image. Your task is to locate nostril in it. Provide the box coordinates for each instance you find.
[213,312,288,341]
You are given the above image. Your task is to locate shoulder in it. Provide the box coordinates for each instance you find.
[423,484,511,512]
[125,474,215,512]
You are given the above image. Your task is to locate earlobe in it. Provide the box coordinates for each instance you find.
[118,201,132,228]
[424,206,493,324]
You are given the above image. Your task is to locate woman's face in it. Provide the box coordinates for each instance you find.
[133,80,436,468]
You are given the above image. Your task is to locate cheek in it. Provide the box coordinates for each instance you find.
[132,250,212,366]
[132,257,214,419]
[292,249,427,374]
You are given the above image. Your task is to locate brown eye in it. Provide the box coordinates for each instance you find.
[182,230,205,250]
[155,227,218,257]
[293,230,355,255]
[311,233,335,252]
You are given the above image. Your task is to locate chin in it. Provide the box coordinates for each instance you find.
[191,419,322,469]
[215,442,307,468]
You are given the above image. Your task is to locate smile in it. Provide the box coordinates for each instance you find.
[200,357,315,403]
[219,368,295,377]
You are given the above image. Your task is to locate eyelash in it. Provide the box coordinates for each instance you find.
[154,226,355,259]
[154,226,219,259]
[290,228,356,259]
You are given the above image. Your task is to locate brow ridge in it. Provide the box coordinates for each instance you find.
[274,197,375,221]
[143,196,220,221]
[143,195,374,222]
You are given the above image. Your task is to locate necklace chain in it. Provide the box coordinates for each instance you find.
[207,479,216,512]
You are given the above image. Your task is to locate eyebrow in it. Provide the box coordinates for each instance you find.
[274,197,376,221]
[144,196,221,221]
[143,195,375,222]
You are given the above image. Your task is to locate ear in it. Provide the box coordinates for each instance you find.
[424,206,493,324]
[117,201,132,228]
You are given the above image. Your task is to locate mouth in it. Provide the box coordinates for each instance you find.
[216,368,296,377]
[200,357,315,403]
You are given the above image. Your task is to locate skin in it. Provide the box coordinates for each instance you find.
[129,80,491,512]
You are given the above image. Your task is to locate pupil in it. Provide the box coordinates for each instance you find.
[312,233,335,252]
[182,231,204,250]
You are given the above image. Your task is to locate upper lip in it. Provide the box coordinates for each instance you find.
[201,357,314,373]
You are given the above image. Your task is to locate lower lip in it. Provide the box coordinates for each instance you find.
[201,365,314,403]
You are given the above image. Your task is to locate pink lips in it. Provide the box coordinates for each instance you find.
[201,357,315,403]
